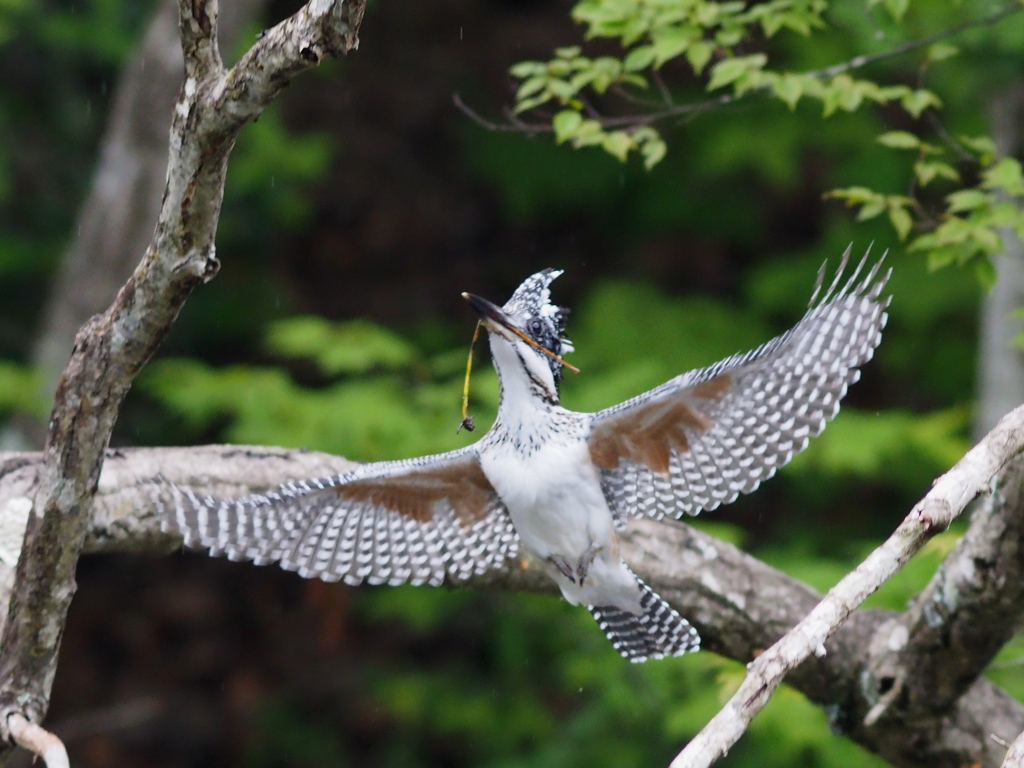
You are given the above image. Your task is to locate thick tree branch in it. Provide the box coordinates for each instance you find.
[25,0,268,438]
[861,453,1024,729]
[671,403,1024,768]
[0,0,365,755]
[2,437,1023,768]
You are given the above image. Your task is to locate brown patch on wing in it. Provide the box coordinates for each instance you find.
[691,374,732,399]
[334,460,495,527]
[590,374,732,475]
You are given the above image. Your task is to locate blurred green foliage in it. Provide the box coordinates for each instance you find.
[224,108,333,233]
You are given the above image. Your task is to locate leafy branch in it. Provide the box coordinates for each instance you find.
[473,1,1021,169]
[457,0,1024,285]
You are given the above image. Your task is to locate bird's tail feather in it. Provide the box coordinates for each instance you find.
[589,579,700,662]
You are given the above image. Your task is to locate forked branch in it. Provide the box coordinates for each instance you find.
[670,403,1024,768]
[0,0,366,759]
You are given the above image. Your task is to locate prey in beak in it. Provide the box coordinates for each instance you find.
[462,292,579,373]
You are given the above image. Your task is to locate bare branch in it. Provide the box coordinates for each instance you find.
[452,93,551,134]
[0,0,366,752]
[5,714,68,768]
[26,0,268,437]
[670,402,1024,768]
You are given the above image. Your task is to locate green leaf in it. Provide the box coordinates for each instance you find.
[883,0,910,21]
[514,93,552,114]
[856,201,886,221]
[515,76,547,101]
[555,46,581,59]
[772,73,804,110]
[707,55,767,92]
[546,78,579,101]
[971,224,1002,254]
[975,257,998,290]
[959,134,997,162]
[509,60,543,78]
[947,189,991,212]
[983,158,1024,196]
[888,204,913,240]
[641,136,667,170]
[927,42,958,62]
[651,28,694,67]
[900,88,942,118]
[623,45,656,72]
[601,131,634,162]
[825,186,883,205]
[839,83,864,112]
[914,161,960,187]
[570,119,606,147]
[983,201,1022,228]
[877,131,920,150]
[686,41,713,74]
[552,110,583,143]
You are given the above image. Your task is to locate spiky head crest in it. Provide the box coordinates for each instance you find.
[501,268,574,385]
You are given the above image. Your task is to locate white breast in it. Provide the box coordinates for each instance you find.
[480,436,613,563]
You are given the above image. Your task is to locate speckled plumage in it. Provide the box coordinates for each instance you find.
[162,248,890,663]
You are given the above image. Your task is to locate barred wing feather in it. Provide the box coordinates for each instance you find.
[588,249,891,524]
[163,447,519,587]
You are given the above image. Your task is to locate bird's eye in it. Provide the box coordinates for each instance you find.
[528,318,545,338]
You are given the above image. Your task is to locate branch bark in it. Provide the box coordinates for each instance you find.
[669,403,1024,768]
[4,715,67,768]
[0,0,366,756]
[860,453,1024,730]
[1,434,1023,768]
[1003,729,1024,768]
[22,0,269,448]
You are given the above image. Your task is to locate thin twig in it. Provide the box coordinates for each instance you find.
[652,67,675,107]
[669,402,1024,768]
[452,93,549,133]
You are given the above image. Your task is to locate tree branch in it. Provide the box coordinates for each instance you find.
[1,435,1023,767]
[670,403,1024,768]
[5,715,67,768]
[861,453,1024,730]
[1002,729,1024,768]
[0,0,366,755]
[24,0,268,442]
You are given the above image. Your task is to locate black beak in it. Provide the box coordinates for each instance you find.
[462,293,517,334]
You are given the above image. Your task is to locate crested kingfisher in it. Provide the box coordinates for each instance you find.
[165,249,890,661]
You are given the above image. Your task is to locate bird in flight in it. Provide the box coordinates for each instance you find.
[165,249,890,662]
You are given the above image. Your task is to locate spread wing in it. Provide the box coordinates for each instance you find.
[588,249,890,524]
[163,446,519,587]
